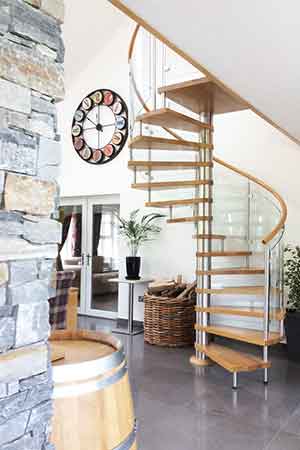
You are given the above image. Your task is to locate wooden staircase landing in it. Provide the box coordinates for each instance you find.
[158,78,248,115]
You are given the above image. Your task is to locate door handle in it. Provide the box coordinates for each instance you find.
[81,254,85,266]
[86,254,91,266]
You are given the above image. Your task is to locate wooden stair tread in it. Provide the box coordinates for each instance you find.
[128,160,213,170]
[195,306,285,320]
[196,251,252,257]
[128,135,213,151]
[196,286,265,295]
[193,234,226,240]
[136,108,212,132]
[167,216,212,224]
[195,343,270,372]
[132,180,212,190]
[145,198,211,207]
[195,324,281,346]
[50,344,66,362]
[196,267,264,275]
[158,78,248,115]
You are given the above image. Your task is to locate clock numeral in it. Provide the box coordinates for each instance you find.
[91,91,103,104]
[82,97,92,110]
[116,116,126,130]
[92,150,103,163]
[103,91,114,106]
[79,146,92,160]
[72,124,82,137]
[103,144,115,157]
[74,109,85,122]
[74,137,84,151]
[112,101,123,115]
[112,132,123,145]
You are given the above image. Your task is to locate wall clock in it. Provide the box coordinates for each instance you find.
[71,89,128,165]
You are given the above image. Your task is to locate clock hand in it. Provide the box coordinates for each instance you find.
[86,116,97,127]
[101,123,115,128]
[83,126,96,131]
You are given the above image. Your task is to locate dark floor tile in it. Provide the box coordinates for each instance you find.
[281,406,300,437]
[79,316,300,450]
[265,432,300,450]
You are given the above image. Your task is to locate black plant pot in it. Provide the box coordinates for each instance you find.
[284,312,300,362]
[126,256,141,280]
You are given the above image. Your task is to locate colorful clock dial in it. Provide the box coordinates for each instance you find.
[71,89,128,165]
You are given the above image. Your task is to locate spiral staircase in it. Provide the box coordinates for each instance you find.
[127,25,287,389]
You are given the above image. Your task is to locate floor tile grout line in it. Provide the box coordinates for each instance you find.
[263,400,300,450]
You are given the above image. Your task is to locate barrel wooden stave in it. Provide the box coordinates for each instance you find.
[51,330,137,450]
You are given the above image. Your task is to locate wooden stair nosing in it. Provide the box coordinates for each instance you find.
[128,160,213,170]
[193,234,226,240]
[145,198,212,208]
[167,215,212,224]
[128,135,213,151]
[132,179,213,190]
[195,343,270,373]
[194,324,281,346]
[136,108,212,132]
[196,251,252,257]
[196,267,264,276]
[195,306,285,320]
[196,286,265,295]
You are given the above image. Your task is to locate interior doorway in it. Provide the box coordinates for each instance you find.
[58,195,120,319]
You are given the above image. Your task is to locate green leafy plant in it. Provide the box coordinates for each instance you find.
[116,209,165,256]
[284,245,300,312]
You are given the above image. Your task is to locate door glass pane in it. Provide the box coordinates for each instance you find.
[90,204,119,313]
[58,204,83,308]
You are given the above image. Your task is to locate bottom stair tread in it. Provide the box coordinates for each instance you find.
[195,324,281,345]
[195,343,270,373]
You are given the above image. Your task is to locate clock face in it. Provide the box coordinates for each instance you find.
[71,89,129,165]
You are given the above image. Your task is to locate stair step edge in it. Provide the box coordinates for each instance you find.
[195,343,271,372]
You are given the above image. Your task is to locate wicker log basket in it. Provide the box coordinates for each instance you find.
[144,277,196,347]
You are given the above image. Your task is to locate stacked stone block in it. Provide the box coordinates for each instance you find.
[0,0,64,448]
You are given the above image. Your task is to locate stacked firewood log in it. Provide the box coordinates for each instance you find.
[147,276,197,301]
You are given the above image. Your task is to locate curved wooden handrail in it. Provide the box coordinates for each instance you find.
[128,24,140,61]
[128,26,287,246]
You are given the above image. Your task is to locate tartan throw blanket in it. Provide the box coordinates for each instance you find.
[49,271,75,330]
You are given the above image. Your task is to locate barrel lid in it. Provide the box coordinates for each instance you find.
[51,340,115,366]
[50,330,125,383]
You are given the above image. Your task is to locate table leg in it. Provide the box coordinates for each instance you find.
[128,283,134,334]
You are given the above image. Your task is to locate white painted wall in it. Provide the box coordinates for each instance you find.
[58,0,197,321]
[59,0,300,322]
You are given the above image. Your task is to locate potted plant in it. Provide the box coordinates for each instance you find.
[116,209,164,280]
[284,244,300,362]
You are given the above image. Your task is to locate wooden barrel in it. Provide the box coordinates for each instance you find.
[50,330,137,450]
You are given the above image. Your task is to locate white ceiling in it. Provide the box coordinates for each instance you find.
[110,0,300,145]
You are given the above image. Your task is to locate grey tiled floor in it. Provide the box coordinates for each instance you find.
[78,316,300,450]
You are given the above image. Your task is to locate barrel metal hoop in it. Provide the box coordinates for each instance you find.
[52,347,125,384]
[53,363,128,399]
[113,424,137,450]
